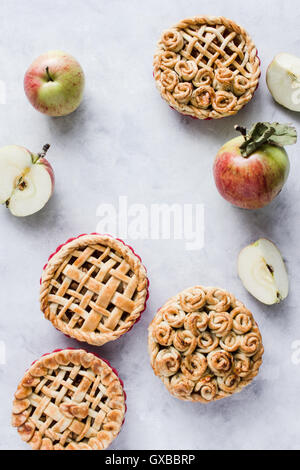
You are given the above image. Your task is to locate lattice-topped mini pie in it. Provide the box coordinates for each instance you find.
[153,16,260,119]
[148,286,264,402]
[40,234,148,346]
[12,349,126,450]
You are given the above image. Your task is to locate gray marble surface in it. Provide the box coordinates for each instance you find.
[1,0,300,450]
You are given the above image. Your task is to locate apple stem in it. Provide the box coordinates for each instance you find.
[33,144,51,164]
[234,125,247,140]
[46,66,54,82]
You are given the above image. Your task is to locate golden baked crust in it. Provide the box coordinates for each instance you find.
[148,286,264,402]
[40,234,148,346]
[153,16,260,119]
[11,349,126,450]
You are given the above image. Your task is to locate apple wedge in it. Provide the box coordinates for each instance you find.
[238,238,288,305]
[0,144,54,217]
[266,53,300,112]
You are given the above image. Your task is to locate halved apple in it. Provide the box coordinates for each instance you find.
[238,238,288,305]
[0,144,54,217]
[266,53,300,112]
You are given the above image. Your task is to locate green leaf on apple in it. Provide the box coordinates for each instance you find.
[237,122,297,157]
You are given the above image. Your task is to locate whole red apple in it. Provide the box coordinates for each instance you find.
[24,50,85,117]
[213,123,297,209]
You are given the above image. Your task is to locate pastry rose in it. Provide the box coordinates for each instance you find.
[240,331,262,356]
[208,311,233,337]
[217,373,241,393]
[213,67,234,91]
[207,349,233,376]
[153,321,174,346]
[173,329,197,355]
[191,86,214,109]
[161,29,184,52]
[206,288,234,312]
[173,83,193,104]
[233,75,250,96]
[159,51,179,69]
[251,347,264,375]
[193,375,217,402]
[162,305,185,328]
[155,347,181,377]
[220,331,241,352]
[233,353,252,377]
[175,60,198,81]
[212,90,237,113]
[160,70,179,92]
[197,331,219,353]
[181,351,207,380]
[170,373,195,398]
[231,306,253,334]
[192,68,214,88]
[253,343,264,362]
[179,286,206,312]
[184,311,208,335]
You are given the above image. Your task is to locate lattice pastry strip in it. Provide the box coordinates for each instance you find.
[148,286,263,402]
[153,16,260,119]
[40,234,148,346]
[12,349,126,450]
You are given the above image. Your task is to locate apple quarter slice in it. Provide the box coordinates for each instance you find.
[8,164,52,217]
[266,53,300,112]
[0,145,32,204]
[238,238,288,305]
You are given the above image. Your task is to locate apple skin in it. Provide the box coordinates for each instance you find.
[24,50,85,117]
[36,156,55,194]
[213,135,290,209]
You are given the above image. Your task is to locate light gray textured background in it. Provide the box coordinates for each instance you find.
[1,0,300,450]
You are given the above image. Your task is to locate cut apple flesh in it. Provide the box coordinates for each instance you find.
[238,238,288,305]
[0,145,53,217]
[266,53,300,112]
[0,146,32,204]
[9,164,52,217]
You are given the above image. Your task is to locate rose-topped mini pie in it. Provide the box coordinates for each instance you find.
[153,16,260,119]
[40,234,148,346]
[148,286,263,402]
[12,349,126,450]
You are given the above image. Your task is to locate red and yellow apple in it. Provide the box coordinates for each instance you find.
[0,144,54,216]
[24,50,85,117]
[213,123,296,209]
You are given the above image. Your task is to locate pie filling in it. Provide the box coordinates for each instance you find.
[32,370,109,438]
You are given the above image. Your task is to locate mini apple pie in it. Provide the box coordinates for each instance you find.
[12,349,126,450]
[153,16,260,119]
[40,234,149,346]
[148,286,264,402]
